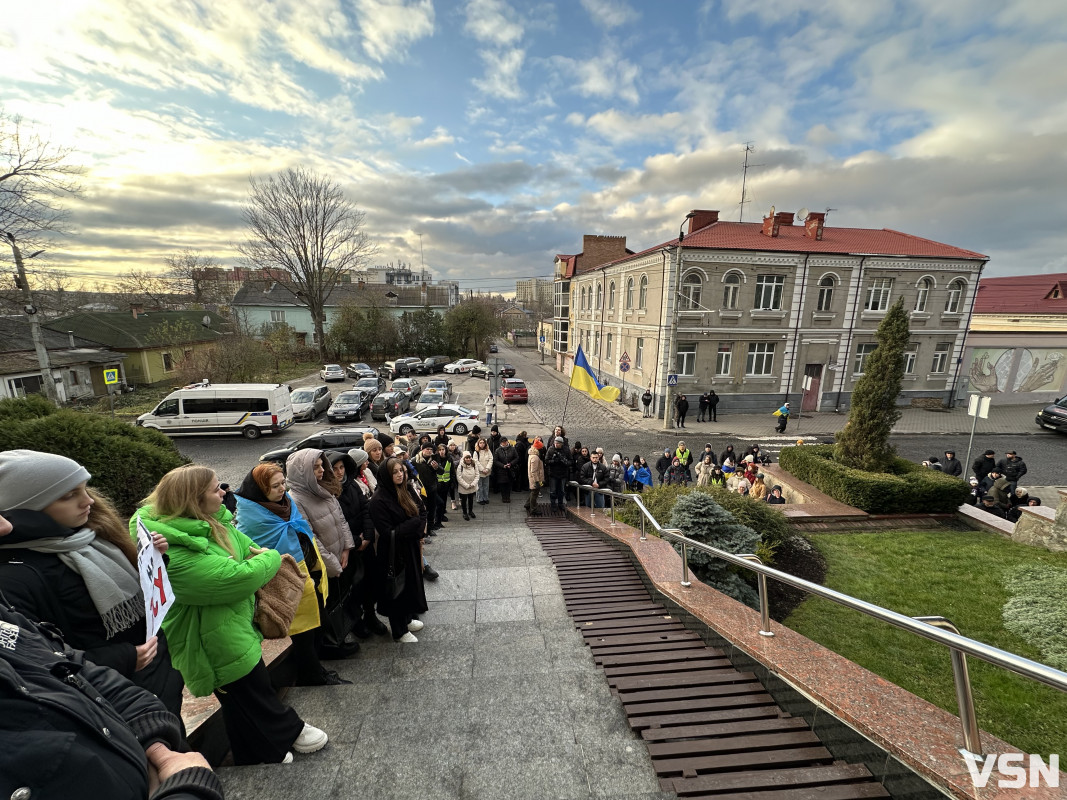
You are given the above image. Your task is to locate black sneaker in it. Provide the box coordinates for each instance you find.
[366,615,390,636]
[440,515,449,522]
[423,564,439,581]
[469,511,476,518]
[322,670,352,686]
[463,513,469,520]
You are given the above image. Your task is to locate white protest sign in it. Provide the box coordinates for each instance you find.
[136,518,173,638]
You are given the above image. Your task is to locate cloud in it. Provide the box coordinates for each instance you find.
[473,48,525,99]
[412,126,455,148]
[578,0,640,28]
[355,0,435,62]
[550,49,640,104]
[463,0,524,46]
[580,109,687,144]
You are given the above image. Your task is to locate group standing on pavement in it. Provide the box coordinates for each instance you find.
[960,447,1037,522]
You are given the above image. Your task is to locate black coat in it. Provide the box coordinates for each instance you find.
[655,454,672,480]
[494,444,519,486]
[579,460,609,487]
[0,602,219,800]
[367,485,428,620]
[0,510,184,719]
[544,445,571,478]
[972,456,996,482]
[513,437,530,487]
[995,457,1027,482]
[708,392,719,408]
[942,457,963,477]
[720,447,737,466]
[675,395,689,414]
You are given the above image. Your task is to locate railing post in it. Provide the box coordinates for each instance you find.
[639,513,647,541]
[741,555,773,637]
[915,616,984,758]
[609,492,616,527]
[680,541,691,587]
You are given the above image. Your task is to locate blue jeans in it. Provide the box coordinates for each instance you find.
[477,477,490,503]
[548,476,566,508]
[581,486,605,508]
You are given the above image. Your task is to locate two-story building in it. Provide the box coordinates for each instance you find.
[554,210,987,415]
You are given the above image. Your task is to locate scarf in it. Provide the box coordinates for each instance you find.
[1,527,143,638]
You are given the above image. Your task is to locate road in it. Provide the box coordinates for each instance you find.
[174,348,1067,490]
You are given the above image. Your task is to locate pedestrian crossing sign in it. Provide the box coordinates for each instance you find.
[667,374,678,386]
[103,368,119,385]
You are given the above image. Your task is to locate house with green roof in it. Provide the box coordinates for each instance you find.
[44,310,228,386]
[0,317,126,400]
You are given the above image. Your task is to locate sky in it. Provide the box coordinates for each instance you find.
[2,0,1066,293]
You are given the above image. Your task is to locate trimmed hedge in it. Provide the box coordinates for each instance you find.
[777,444,970,514]
[0,399,188,516]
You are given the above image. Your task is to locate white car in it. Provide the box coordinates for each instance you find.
[416,379,454,409]
[388,404,479,436]
[443,358,482,374]
[319,363,345,382]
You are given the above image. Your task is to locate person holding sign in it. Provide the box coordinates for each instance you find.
[0,449,185,721]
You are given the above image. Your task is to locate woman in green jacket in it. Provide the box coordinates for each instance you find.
[131,464,329,765]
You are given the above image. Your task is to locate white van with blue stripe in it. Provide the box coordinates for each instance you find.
[136,382,295,440]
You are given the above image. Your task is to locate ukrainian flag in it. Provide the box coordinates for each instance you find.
[570,345,620,403]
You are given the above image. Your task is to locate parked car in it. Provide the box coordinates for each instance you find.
[290,385,332,421]
[471,363,516,379]
[319,364,346,382]
[417,381,454,409]
[259,426,380,467]
[444,358,482,374]
[391,378,422,401]
[346,362,376,379]
[378,361,400,380]
[371,390,410,421]
[353,376,386,399]
[501,378,528,404]
[400,357,426,375]
[1036,395,1067,433]
[423,355,451,373]
[327,390,370,423]
[388,404,479,436]
[488,344,498,353]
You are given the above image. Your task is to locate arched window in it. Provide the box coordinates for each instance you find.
[723,273,740,309]
[945,279,965,313]
[817,275,835,311]
[680,273,702,310]
[595,283,602,310]
[625,277,634,309]
[915,277,931,312]
[608,281,616,310]
[638,275,648,309]
[579,287,586,311]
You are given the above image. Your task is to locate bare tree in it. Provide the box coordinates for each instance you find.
[164,248,229,304]
[114,268,182,310]
[238,167,376,359]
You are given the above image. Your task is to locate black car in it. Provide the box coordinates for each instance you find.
[259,426,380,467]
[400,357,427,375]
[371,390,411,421]
[488,344,498,353]
[471,363,516,379]
[327,390,370,423]
[353,376,386,399]
[346,362,376,379]
[1036,396,1067,433]
[423,355,451,373]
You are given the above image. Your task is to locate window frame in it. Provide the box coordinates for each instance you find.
[945,279,965,313]
[606,333,613,360]
[723,273,740,310]
[931,343,951,374]
[716,343,732,376]
[864,277,894,311]
[745,342,776,376]
[608,281,616,310]
[816,276,835,311]
[676,342,697,376]
[635,338,643,368]
[680,272,702,311]
[595,283,602,311]
[625,277,634,309]
[754,275,785,310]
[914,277,931,312]
[853,343,877,375]
[638,275,648,309]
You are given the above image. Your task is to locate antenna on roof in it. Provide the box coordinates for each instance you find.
[738,142,763,223]
[824,207,837,218]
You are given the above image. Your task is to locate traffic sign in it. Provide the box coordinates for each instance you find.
[619,362,630,372]
[539,335,546,343]
[667,374,678,386]
[103,368,119,385]
[619,351,630,363]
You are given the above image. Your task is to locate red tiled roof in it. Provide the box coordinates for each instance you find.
[599,220,986,268]
[973,273,1067,314]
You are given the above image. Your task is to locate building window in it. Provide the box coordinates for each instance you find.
[903,350,917,375]
[625,277,634,309]
[638,276,648,309]
[69,370,79,386]
[716,343,732,375]
[853,343,877,375]
[723,273,740,309]
[864,277,893,311]
[593,330,600,356]
[162,353,174,372]
[595,283,602,311]
[914,278,931,312]
[754,275,785,310]
[680,273,702,311]
[635,338,644,368]
[555,280,570,315]
[606,333,613,360]
[945,279,965,313]
[931,343,951,373]
[270,310,285,323]
[746,342,775,376]
[8,375,44,397]
[608,281,616,310]
[553,320,569,352]
[817,276,835,311]
[676,343,696,375]
[580,287,587,311]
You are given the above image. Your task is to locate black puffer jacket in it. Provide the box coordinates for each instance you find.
[0,600,221,800]
[544,445,571,478]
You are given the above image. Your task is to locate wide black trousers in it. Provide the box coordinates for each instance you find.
[214,659,305,764]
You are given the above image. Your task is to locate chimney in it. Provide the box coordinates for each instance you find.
[581,235,629,269]
[804,211,826,240]
[687,210,719,235]
[131,304,143,319]
[776,211,794,227]
[761,214,780,238]
[68,330,75,347]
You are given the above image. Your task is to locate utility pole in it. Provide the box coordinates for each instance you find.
[6,233,58,403]
[415,232,425,270]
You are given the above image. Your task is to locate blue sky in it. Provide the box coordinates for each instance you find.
[3,0,1066,291]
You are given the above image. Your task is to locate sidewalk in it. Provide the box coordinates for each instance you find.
[518,348,1049,438]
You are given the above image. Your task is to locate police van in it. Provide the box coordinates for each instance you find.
[136,382,295,439]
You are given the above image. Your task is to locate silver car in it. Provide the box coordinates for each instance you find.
[319,363,346,382]
[290,385,332,421]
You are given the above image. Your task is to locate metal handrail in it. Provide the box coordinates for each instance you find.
[563,481,1067,758]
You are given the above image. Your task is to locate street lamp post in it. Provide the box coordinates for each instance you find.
[661,213,694,431]
[5,233,58,404]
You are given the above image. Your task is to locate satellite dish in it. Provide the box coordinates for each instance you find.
[797,207,810,221]
[202,315,211,327]
[768,205,775,218]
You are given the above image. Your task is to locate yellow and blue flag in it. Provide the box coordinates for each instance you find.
[570,346,620,403]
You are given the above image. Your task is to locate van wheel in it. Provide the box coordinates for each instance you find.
[242,425,262,440]
[399,424,413,435]
[453,423,468,435]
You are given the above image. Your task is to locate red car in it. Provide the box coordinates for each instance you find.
[501,378,528,404]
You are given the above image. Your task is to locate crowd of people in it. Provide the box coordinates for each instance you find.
[929,447,1041,522]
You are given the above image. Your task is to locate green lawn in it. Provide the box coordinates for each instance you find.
[784,529,1067,756]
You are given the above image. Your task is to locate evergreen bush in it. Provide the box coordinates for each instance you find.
[0,401,187,516]
[669,492,760,608]
[778,444,970,513]
[0,393,55,422]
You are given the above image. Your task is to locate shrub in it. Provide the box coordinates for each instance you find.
[1003,564,1067,671]
[0,401,187,516]
[778,444,970,514]
[0,393,56,422]
[670,492,760,608]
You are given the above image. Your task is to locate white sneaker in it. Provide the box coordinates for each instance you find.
[407,620,424,632]
[398,632,418,643]
[282,752,294,764]
[293,723,328,754]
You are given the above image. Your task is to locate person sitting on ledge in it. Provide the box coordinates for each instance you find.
[766,486,786,505]
[978,494,1008,520]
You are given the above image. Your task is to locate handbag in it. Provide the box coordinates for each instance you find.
[382,527,406,600]
[319,563,361,658]
[253,553,305,639]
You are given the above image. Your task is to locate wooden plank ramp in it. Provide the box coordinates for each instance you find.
[528,515,890,799]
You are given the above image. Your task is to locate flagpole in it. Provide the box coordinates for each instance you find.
[560,382,574,429]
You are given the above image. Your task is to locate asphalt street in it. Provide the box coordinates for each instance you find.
[174,350,1067,490]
